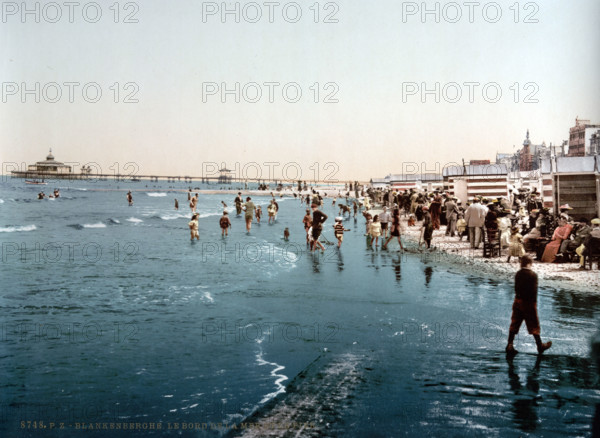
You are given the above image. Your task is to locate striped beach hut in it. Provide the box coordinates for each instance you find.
[542,155,600,219]
[540,159,554,209]
[388,173,443,192]
[443,164,509,201]
[369,178,389,189]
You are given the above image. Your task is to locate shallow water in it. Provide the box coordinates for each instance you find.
[1,179,598,437]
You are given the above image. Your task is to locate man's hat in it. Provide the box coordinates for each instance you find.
[335,216,343,222]
[559,204,573,210]
[591,218,600,225]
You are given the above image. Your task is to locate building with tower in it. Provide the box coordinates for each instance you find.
[567,117,600,156]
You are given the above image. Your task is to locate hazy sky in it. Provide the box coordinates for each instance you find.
[2,0,599,181]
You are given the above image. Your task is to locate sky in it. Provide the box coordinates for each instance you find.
[1,0,600,182]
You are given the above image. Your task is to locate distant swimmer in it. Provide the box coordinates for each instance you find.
[243,197,256,232]
[174,199,179,210]
[38,191,45,199]
[187,188,192,201]
[220,211,231,237]
[333,217,350,248]
[127,191,133,206]
[188,213,200,241]
[221,201,227,209]
[284,228,290,241]
[53,189,60,198]
[255,205,262,224]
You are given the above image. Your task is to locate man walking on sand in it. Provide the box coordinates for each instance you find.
[505,255,552,356]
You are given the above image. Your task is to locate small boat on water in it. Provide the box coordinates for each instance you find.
[25,179,47,185]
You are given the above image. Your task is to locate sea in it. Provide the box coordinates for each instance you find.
[0,177,599,437]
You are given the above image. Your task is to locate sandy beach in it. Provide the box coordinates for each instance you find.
[398,217,600,294]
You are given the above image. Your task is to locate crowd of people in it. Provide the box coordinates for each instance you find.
[365,186,600,269]
[180,183,600,269]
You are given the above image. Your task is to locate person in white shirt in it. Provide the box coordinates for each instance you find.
[379,206,391,239]
[464,197,487,249]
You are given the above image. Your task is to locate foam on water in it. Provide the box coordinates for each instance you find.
[255,350,288,404]
[147,192,168,197]
[158,213,190,220]
[83,223,107,228]
[233,353,364,437]
[126,217,143,223]
[0,224,36,233]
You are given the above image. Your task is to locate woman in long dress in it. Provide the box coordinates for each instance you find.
[541,218,573,263]
[429,195,442,230]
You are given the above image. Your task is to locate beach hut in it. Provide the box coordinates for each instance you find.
[540,159,554,209]
[544,155,600,219]
[369,178,389,189]
[443,164,509,201]
[388,173,443,192]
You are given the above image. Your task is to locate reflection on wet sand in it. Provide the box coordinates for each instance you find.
[412,349,597,436]
[507,355,542,432]
[424,266,433,287]
[550,288,600,319]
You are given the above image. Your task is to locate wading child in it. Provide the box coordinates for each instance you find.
[219,211,231,237]
[333,217,350,248]
[302,209,312,247]
[370,215,382,249]
[268,201,277,224]
[189,213,199,241]
[284,228,290,241]
[506,255,552,356]
[255,205,262,224]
